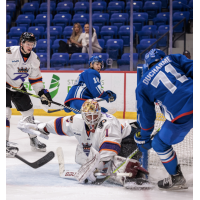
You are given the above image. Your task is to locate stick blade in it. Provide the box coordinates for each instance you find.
[31,151,55,169]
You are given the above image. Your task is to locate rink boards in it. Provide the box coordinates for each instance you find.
[11,71,138,119]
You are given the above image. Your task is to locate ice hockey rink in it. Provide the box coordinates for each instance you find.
[6,115,193,200]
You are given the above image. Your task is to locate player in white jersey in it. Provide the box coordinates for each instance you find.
[27,99,151,187]
[6,32,52,154]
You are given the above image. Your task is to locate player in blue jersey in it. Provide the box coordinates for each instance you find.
[64,56,117,114]
[134,49,193,190]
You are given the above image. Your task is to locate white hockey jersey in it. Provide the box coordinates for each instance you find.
[6,46,44,94]
[45,113,131,162]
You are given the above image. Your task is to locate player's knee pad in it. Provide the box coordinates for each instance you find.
[21,107,34,118]
[6,107,12,120]
[152,133,172,153]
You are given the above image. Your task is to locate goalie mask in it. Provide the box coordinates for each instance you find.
[81,99,101,131]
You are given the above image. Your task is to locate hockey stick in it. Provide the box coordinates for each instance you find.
[6,86,81,113]
[56,147,132,180]
[40,103,64,113]
[7,149,55,169]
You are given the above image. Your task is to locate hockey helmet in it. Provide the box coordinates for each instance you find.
[20,32,37,48]
[88,56,104,68]
[144,49,166,68]
[81,99,102,130]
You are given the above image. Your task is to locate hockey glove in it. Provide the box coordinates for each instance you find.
[38,89,52,107]
[134,132,152,152]
[105,90,117,103]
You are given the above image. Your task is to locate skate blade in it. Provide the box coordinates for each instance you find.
[31,146,46,152]
[124,182,155,190]
[159,184,188,190]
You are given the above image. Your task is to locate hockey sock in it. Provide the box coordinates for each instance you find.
[157,148,178,175]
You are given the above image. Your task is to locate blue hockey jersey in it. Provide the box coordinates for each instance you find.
[136,54,193,137]
[64,68,110,105]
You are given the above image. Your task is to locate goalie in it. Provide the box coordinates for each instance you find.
[26,99,151,188]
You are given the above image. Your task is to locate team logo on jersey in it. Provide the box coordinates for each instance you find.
[98,119,107,129]
[18,67,30,73]
[82,143,92,156]
[12,73,29,82]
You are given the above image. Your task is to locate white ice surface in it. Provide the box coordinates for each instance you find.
[7,116,193,200]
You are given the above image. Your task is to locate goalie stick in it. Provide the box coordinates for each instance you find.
[56,147,132,180]
[7,149,55,169]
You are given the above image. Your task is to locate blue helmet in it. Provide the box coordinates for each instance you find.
[88,56,104,68]
[144,49,166,68]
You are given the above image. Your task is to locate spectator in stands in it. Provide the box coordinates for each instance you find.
[58,23,82,56]
[183,50,191,59]
[78,23,102,54]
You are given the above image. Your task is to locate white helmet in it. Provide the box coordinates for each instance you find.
[81,99,101,130]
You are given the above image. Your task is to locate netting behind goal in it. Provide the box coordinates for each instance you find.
[148,103,193,170]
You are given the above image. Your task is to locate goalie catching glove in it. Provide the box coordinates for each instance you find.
[134,131,152,152]
[38,89,52,107]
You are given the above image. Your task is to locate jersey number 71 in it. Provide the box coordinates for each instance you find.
[151,64,188,94]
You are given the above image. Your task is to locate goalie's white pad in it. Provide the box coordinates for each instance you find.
[107,156,149,186]
[74,147,100,183]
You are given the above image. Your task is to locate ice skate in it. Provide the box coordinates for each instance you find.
[158,165,188,190]
[30,136,46,152]
[6,140,19,158]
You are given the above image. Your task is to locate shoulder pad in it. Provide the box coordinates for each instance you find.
[6,47,12,54]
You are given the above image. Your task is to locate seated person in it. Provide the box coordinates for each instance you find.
[78,23,102,54]
[58,23,82,56]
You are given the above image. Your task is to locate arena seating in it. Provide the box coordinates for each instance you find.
[50,53,69,69]
[52,39,68,53]
[118,25,135,46]
[52,14,72,29]
[155,25,169,47]
[138,25,157,43]
[28,26,45,40]
[6,0,193,70]
[6,39,18,47]
[36,53,47,68]
[69,53,89,70]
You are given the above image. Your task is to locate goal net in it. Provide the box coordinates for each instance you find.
[148,103,193,170]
